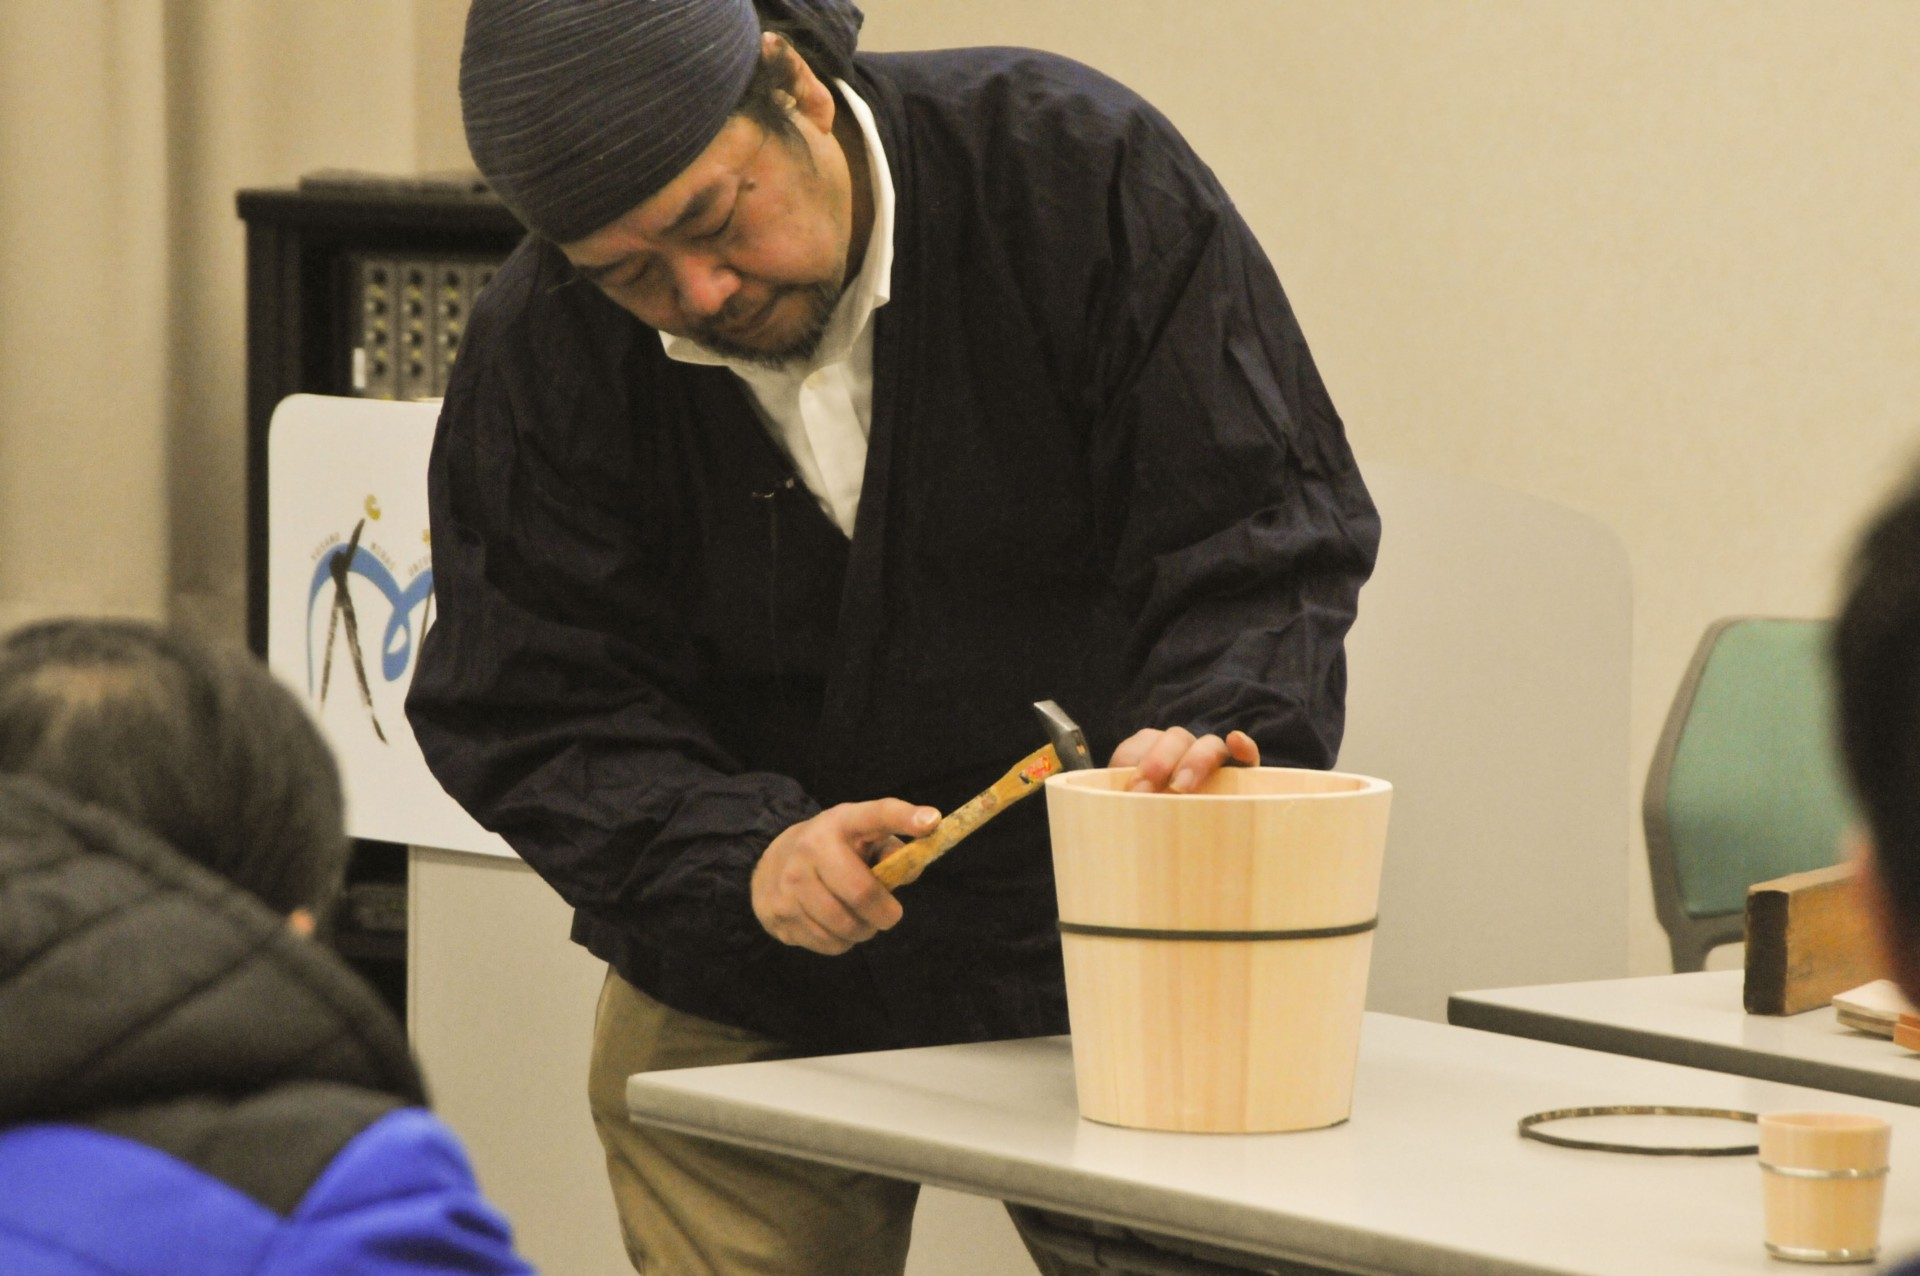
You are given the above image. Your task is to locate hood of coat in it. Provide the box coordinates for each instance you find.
[0,775,423,1126]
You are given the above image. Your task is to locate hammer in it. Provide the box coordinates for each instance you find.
[871,700,1094,890]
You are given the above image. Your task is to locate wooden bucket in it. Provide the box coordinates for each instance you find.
[1045,766,1392,1133]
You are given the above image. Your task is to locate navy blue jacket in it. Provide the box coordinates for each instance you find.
[408,48,1380,1054]
[0,777,533,1276]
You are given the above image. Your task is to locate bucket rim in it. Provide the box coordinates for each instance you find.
[1046,765,1392,799]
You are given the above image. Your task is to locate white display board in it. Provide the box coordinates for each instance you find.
[1341,460,1633,1020]
[266,394,512,857]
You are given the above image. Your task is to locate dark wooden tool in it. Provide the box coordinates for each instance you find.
[872,700,1094,890]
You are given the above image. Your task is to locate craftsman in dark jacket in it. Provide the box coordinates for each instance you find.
[410,2,1378,1272]
[0,621,532,1276]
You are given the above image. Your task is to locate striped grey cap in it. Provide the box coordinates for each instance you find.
[461,0,763,244]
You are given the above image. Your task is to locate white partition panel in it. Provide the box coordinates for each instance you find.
[1341,461,1633,1020]
[408,849,631,1275]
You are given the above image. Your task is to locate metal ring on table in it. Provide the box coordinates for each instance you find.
[1517,1105,1760,1156]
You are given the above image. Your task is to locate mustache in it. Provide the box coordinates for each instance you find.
[709,291,780,338]
[691,281,841,367]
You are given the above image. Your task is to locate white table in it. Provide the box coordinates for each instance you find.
[627,1012,1920,1275]
[1449,970,1920,1108]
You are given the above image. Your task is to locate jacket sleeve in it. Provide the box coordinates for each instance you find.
[283,1108,535,1275]
[1063,101,1380,767]
[405,292,817,960]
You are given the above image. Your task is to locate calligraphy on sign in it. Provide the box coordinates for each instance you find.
[304,500,435,748]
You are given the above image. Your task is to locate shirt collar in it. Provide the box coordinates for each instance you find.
[661,78,895,374]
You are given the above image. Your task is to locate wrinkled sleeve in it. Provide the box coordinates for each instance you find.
[287,1108,535,1275]
[405,317,815,958]
[1073,132,1380,766]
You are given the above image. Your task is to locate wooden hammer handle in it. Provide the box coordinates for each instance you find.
[872,742,1064,890]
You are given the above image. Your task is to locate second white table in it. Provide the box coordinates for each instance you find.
[1449,969,1920,1107]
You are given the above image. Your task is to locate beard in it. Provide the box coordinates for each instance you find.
[690,280,843,368]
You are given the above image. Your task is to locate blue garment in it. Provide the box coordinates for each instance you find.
[0,777,535,1276]
[0,1113,525,1276]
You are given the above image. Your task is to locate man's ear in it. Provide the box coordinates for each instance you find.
[1852,829,1920,1004]
[766,33,836,133]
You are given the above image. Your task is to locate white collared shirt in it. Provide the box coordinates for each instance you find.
[659,79,895,539]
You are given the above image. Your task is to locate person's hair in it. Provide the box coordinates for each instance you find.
[1834,467,1920,925]
[732,8,854,146]
[0,618,350,918]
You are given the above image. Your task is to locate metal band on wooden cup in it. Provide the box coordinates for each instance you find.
[1759,1161,1890,1180]
[1764,1242,1879,1262]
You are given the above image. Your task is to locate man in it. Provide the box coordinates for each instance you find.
[0,620,534,1275]
[408,1,1379,1272]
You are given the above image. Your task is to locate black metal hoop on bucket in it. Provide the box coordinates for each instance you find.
[1057,917,1379,942]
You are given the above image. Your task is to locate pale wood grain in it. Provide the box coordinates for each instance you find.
[1760,1112,1891,1258]
[1045,767,1392,1132]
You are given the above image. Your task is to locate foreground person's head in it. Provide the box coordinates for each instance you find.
[0,618,349,923]
[1835,470,1920,999]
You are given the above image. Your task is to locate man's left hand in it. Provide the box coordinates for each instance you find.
[1109,726,1260,793]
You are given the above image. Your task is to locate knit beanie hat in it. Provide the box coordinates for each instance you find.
[461,0,863,243]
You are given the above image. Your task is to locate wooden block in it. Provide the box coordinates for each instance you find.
[1744,863,1884,1016]
[1894,1015,1920,1054]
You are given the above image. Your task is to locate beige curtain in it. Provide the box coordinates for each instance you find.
[0,3,169,631]
[0,0,464,641]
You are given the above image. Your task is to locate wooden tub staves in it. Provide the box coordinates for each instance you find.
[1045,767,1393,1133]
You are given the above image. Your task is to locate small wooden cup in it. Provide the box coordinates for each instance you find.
[1045,766,1392,1133]
[1758,1111,1892,1263]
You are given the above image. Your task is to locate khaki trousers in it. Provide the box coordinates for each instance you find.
[588,969,920,1275]
[589,967,1118,1275]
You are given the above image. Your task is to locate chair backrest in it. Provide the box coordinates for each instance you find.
[1644,617,1856,970]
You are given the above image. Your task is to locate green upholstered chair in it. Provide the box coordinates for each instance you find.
[1644,617,1858,973]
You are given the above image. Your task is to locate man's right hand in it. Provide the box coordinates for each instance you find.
[752,800,938,954]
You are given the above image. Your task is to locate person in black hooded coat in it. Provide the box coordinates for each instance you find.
[0,620,534,1276]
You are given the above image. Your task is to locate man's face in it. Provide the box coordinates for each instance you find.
[562,76,855,365]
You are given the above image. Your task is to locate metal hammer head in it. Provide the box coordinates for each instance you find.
[1031,700,1095,771]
